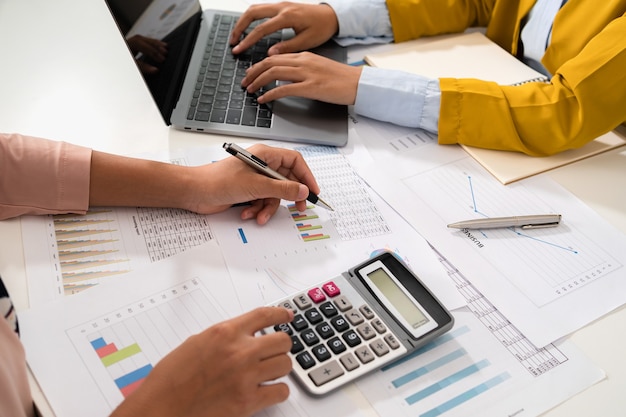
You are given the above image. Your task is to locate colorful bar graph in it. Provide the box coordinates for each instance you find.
[288,204,331,241]
[291,213,320,221]
[296,223,323,232]
[301,233,330,242]
[90,336,152,398]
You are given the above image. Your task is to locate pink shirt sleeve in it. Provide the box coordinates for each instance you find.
[0,318,36,417]
[0,133,92,220]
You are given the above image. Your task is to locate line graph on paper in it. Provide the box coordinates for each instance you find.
[404,158,621,306]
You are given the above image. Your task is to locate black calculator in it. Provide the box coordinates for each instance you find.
[264,251,454,395]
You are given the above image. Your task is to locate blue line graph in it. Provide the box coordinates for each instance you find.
[402,158,622,305]
[466,176,578,254]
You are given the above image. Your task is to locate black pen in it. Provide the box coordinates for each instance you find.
[223,143,333,211]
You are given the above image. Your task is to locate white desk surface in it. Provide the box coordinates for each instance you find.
[1,1,625,416]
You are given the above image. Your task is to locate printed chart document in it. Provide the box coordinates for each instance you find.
[207,143,464,316]
[19,232,604,417]
[19,244,372,417]
[349,113,626,347]
[20,143,463,312]
[20,148,224,307]
[358,155,626,348]
[357,308,603,417]
[363,31,626,184]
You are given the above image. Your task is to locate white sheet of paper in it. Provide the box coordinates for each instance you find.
[19,243,373,417]
[358,158,626,347]
[20,234,605,417]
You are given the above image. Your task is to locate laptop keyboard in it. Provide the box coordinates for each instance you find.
[187,14,278,127]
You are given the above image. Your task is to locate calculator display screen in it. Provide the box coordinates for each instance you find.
[367,267,429,329]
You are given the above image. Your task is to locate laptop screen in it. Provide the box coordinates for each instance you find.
[105,0,203,123]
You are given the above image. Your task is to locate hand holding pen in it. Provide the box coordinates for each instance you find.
[223,143,332,222]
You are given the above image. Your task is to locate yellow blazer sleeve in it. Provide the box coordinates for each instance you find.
[385,0,496,42]
[438,13,626,156]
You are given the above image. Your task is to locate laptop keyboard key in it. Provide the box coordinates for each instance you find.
[226,109,242,124]
[242,107,257,126]
[194,111,209,122]
[257,118,271,128]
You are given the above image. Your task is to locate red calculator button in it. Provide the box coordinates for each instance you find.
[308,287,326,303]
[322,281,341,297]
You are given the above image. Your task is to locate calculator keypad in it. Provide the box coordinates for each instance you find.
[266,275,408,395]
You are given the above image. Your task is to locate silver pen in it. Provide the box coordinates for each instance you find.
[223,143,333,211]
[447,214,561,230]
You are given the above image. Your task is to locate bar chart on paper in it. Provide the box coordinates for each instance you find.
[290,205,331,242]
[354,242,606,417]
[296,145,392,241]
[378,325,512,416]
[65,279,219,409]
[356,308,576,417]
[43,207,214,296]
[215,145,394,266]
[403,158,621,306]
[89,334,153,398]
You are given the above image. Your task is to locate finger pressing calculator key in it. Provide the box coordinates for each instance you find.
[263,251,454,396]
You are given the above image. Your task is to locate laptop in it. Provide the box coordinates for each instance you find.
[105,0,349,147]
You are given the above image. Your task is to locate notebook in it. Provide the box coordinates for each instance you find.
[105,0,348,147]
[364,31,549,86]
[364,31,626,183]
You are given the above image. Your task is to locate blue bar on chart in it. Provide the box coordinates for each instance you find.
[392,348,467,388]
[238,228,248,244]
[405,359,491,404]
[420,372,511,417]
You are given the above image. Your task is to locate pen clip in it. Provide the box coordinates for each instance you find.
[520,222,560,229]
[224,143,268,167]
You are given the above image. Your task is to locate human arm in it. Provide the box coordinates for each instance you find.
[231,0,494,55]
[110,307,293,417]
[1,134,319,224]
[89,143,317,224]
[0,318,35,417]
[438,12,626,155]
